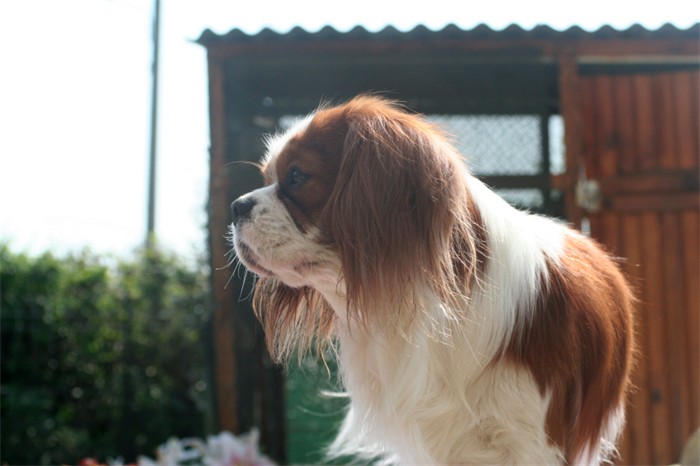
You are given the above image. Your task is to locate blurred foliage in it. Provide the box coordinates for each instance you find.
[0,243,213,465]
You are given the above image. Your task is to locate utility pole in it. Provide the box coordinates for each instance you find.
[146,0,161,244]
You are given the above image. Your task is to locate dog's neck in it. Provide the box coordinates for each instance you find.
[313,275,350,326]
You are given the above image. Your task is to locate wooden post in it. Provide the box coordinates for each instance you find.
[207,56,239,434]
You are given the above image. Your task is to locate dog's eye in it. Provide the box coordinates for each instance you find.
[287,167,308,188]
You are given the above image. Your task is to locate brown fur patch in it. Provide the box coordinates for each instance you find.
[504,233,635,462]
[267,115,346,232]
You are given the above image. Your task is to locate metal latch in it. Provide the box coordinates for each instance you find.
[576,179,602,213]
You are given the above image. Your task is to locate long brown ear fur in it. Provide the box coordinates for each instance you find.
[326,97,484,327]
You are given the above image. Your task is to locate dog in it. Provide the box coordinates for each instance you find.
[229,96,635,464]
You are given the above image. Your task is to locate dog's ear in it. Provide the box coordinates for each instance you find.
[253,278,334,362]
[326,100,477,321]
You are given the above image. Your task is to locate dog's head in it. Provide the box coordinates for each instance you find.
[230,96,484,360]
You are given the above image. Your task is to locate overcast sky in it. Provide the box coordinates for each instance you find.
[1,0,697,260]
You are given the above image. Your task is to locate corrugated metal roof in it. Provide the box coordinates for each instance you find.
[197,22,700,46]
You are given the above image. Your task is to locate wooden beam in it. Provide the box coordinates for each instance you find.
[598,171,700,195]
[207,56,238,434]
[607,192,700,212]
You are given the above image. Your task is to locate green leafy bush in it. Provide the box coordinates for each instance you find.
[1,244,212,465]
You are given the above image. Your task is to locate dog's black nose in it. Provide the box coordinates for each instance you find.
[231,197,256,224]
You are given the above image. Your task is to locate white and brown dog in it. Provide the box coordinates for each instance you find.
[229,96,635,465]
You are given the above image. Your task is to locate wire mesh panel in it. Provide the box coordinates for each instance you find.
[430,114,565,213]
[431,115,543,175]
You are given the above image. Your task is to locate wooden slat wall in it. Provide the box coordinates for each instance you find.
[579,70,700,465]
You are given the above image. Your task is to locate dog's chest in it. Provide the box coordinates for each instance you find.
[333,325,562,464]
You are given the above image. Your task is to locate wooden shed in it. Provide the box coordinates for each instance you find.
[198,23,699,464]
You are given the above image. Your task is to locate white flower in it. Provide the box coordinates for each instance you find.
[137,430,275,466]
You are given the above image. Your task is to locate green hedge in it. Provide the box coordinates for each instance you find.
[0,244,212,465]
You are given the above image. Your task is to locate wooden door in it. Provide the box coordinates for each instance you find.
[573,68,699,465]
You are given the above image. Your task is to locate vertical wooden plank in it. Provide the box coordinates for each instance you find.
[592,212,621,256]
[557,53,585,229]
[581,77,602,179]
[587,77,618,271]
[207,56,239,434]
[689,70,700,168]
[662,212,691,460]
[634,75,658,171]
[596,76,618,177]
[621,214,652,465]
[675,71,699,170]
[641,212,673,464]
[682,210,700,432]
[578,72,640,464]
[656,73,679,170]
[614,75,638,175]
[676,71,700,454]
